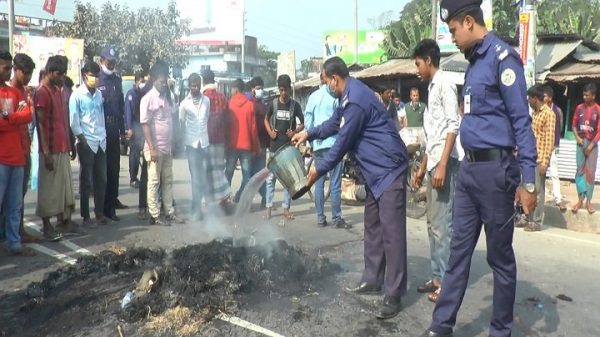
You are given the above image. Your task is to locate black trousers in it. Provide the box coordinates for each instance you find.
[139,155,148,210]
[104,122,121,216]
[78,143,107,219]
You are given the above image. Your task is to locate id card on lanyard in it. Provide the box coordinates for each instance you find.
[464,86,471,114]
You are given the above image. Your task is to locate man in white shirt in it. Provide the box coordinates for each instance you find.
[412,39,461,303]
[180,73,210,221]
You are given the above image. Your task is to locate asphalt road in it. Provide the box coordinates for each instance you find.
[1,155,599,337]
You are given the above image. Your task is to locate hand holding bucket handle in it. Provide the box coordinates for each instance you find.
[291,130,309,148]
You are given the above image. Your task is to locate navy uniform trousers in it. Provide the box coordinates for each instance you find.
[362,173,408,297]
[431,155,520,337]
[104,117,121,217]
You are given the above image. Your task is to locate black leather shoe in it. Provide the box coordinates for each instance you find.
[106,213,120,222]
[418,330,453,337]
[115,199,129,209]
[375,296,401,319]
[344,282,382,295]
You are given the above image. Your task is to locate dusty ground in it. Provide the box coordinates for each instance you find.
[1,156,599,337]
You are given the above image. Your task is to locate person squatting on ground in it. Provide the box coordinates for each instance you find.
[140,61,185,226]
[180,73,210,221]
[292,56,409,320]
[571,83,600,215]
[0,51,35,256]
[304,73,347,229]
[69,61,109,229]
[264,74,304,221]
[411,38,460,304]
[421,1,538,336]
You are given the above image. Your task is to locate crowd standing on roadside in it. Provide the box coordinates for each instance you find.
[1,6,599,334]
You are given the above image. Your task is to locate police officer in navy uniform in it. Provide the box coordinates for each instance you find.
[421,1,538,337]
[292,56,409,320]
[98,46,128,221]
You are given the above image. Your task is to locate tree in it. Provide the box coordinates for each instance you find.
[538,0,600,43]
[47,1,190,74]
[382,0,600,60]
[381,0,432,58]
[256,45,279,87]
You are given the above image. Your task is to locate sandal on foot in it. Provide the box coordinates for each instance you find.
[428,288,441,303]
[43,229,63,242]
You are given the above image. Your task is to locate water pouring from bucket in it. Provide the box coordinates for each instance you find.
[267,145,311,200]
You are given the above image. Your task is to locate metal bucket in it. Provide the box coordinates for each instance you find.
[267,145,310,200]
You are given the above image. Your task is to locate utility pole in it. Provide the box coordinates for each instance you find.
[241,5,246,77]
[431,0,438,40]
[519,0,537,88]
[8,0,15,55]
[354,0,359,65]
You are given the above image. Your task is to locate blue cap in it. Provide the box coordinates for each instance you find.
[100,46,119,60]
[440,0,483,23]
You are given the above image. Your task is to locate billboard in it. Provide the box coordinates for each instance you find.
[436,0,493,53]
[323,31,386,65]
[12,35,84,86]
[178,0,244,45]
[277,50,296,83]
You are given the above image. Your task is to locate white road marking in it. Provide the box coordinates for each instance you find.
[27,244,77,265]
[217,313,286,337]
[535,231,600,247]
[25,221,93,255]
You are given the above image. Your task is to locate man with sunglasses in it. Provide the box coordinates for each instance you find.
[98,46,127,222]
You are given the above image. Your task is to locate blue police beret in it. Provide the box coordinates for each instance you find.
[440,0,483,23]
[100,46,119,60]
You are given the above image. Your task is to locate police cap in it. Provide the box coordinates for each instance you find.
[100,46,119,60]
[440,0,483,23]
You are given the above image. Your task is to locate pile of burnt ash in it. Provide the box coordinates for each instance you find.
[3,239,340,336]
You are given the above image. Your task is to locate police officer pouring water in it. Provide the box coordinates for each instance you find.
[292,56,408,320]
[421,1,537,337]
[98,46,128,222]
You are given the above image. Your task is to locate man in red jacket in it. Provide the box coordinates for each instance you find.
[225,78,259,202]
[0,51,34,256]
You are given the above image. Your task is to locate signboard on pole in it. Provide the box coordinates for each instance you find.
[436,0,493,53]
[178,0,245,45]
[42,0,57,15]
[322,31,386,65]
[12,35,84,86]
[519,10,536,88]
[277,50,296,83]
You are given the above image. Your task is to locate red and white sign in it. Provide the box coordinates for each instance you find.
[43,0,57,15]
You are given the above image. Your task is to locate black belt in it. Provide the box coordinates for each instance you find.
[105,115,120,123]
[464,148,513,162]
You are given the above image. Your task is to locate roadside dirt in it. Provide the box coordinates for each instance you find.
[0,239,340,337]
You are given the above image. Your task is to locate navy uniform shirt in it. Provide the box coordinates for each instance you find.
[99,71,125,135]
[308,77,408,199]
[461,32,537,184]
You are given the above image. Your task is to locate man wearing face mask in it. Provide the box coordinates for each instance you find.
[246,77,269,208]
[125,71,148,191]
[98,46,127,222]
[419,1,537,337]
[304,73,347,228]
[292,56,408,320]
[69,61,108,228]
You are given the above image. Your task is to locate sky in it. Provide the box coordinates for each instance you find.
[3,0,410,62]
[109,0,410,61]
